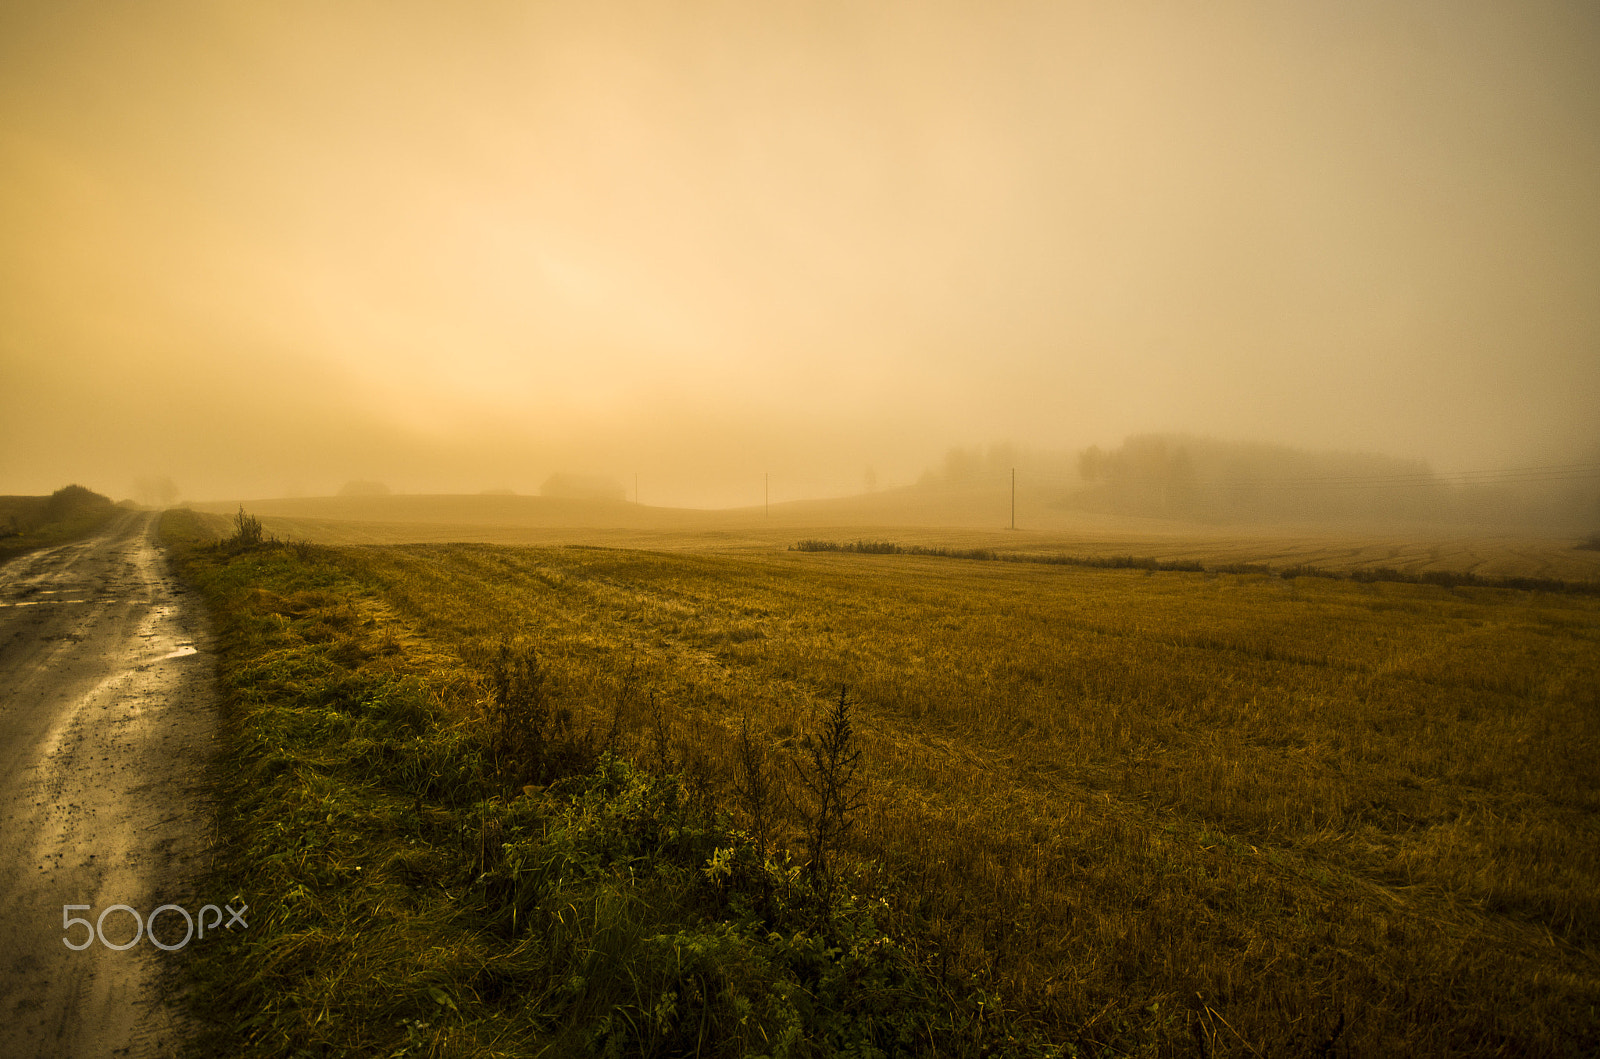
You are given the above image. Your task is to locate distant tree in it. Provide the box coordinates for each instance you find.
[938,443,1031,484]
[338,480,392,497]
[540,473,625,501]
[940,448,981,482]
[134,476,179,508]
[1079,445,1106,481]
[1073,433,1449,522]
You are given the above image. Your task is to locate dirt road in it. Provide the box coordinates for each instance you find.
[0,511,218,1058]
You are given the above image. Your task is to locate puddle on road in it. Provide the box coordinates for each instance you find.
[163,645,197,659]
[0,599,114,607]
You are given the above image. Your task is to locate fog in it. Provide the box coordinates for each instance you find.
[3,1,1597,511]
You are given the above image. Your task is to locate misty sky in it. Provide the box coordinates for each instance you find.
[2,1,1597,506]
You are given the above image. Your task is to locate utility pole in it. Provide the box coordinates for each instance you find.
[1011,467,1016,530]
[634,473,639,505]
[765,472,769,518]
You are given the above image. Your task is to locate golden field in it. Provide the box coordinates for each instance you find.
[174,503,1600,1054]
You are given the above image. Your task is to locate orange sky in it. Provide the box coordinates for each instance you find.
[2,1,1597,506]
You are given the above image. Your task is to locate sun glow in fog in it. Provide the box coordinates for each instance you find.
[0,2,1597,506]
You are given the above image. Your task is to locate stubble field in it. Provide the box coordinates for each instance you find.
[359,542,1600,1050]
[170,509,1600,1055]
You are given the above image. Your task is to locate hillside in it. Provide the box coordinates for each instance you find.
[188,489,1600,583]
[0,485,118,563]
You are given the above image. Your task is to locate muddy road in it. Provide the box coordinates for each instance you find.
[0,512,218,1058]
